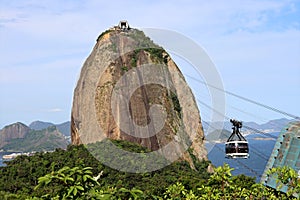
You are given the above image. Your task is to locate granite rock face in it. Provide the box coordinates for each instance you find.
[71,24,207,164]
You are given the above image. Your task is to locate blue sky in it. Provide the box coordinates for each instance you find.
[0,0,299,128]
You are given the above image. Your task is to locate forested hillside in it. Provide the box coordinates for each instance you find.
[0,140,298,199]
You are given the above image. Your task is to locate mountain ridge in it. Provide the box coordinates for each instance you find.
[29,120,71,136]
[1,118,292,142]
[203,118,294,134]
[0,122,69,152]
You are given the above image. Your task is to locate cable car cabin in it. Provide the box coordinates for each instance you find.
[225,119,249,159]
[225,141,249,159]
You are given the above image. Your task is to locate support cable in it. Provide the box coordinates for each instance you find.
[186,74,300,120]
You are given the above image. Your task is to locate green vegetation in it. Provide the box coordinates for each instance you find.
[126,29,168,65]
[130,49,141,67]
[170,92,181,119]
[0,139,298,199]
[121,66,128,72]
[128,30,156,49]
[111,43,117,52]
[129,47,166,68]
[162,164,300,199]
[268,166,300,198]
[35,166,98,199]
[0,140,210,199]
[145,48,164,63]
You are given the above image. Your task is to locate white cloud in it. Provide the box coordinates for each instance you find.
[44,108,63,113]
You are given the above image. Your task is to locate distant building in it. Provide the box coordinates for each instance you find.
[261,121,300,194]
[118,20,130,30]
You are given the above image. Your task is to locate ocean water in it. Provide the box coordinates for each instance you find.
[207,133,278,182]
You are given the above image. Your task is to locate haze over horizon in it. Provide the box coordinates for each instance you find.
[0,0,299,128]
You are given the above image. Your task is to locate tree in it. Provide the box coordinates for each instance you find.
[197,163,278,199]
[33,165,145,200]
[164,182,197,200]
[268,166,300,198]
[35,166,99,199]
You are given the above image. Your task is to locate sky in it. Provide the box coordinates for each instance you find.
[0,0,299,128]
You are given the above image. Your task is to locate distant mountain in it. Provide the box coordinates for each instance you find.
[0,122,30,148]
[29,121,70,137]
[29,121,54,130]
[257,118,293,131]
[0,123,68,152]
[203,118,294,134]
[243,121,260,130]
[56,122,71,137]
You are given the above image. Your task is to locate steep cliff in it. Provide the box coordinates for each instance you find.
[71,23,207,165]
[0,122,30,148]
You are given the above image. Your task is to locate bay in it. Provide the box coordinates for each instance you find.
[207,133,278,182]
